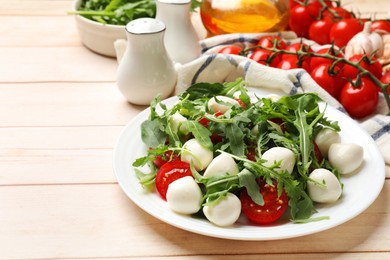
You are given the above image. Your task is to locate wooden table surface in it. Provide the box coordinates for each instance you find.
[1,0,390,259]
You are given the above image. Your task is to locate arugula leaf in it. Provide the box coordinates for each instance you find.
[238,169,264,206]
[225,123,245,156]
[141,119,166,148]
[181,120,213,150]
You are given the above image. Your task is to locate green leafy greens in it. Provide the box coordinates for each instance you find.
[133,78,341,223]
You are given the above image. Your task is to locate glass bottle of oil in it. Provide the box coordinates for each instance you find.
[200,0,290,37]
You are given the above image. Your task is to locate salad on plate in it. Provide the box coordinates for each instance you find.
[131,78,364,227]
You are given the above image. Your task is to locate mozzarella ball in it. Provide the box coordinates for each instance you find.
[207,96,240,113]
[203,153,239,178]
[262,147,296,174]
[166,176,203,215]
[328,143,364,174]
[265,94,281,102]
[169,112,188,134]
[203,193,241,226]
[181,138,213,171]
[315,128,341,158]
[307,168,342,203]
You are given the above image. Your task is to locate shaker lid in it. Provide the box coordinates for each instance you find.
[126,18,166,35]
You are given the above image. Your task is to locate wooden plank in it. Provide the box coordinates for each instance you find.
[0,149,116,185]
[0,0,73,16]
[0,182,388,259]
[0,16,80,47]
[0,83,143,127]
[0,47,117,82]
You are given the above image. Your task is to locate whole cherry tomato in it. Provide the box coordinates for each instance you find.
[380,71,390,94]
[218,45,242,55]
[323,7,353,20]
[277,56,311,71]
[339,78,379,119]
[155,160,193,200]
[370,20,390,33]
[310,63,344,98]
[289,5,316,38]
[240,178,288,225]
[329,19,364,48]
[310,47,343,70]
[257,35,287,50]
[282,42,313,70]
[308,18,334,45]
[249,49,281,67]
[343,54,383,80]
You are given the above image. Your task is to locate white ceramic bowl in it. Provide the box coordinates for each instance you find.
[72,0,126,57]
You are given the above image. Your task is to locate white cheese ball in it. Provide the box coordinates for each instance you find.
[169,112,188,134]
[203,153,239,178]
[181,138,213,171]
[307,168,342,203]
[166,176,203,215]
[328,143,364,174]
[315,128,341,158]
[262,147,296,174]
[207,96,239,113]
[203,193,241,226]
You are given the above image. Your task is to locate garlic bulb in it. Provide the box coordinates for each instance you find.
[345,21,384,59]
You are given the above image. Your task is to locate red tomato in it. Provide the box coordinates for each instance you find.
[310,63,343,98]
[371,20,390,33]
[249,49,281,67]
[198,111,223,128]
[339,78,379,119]
[153,150,179,168]
[310,47,343,70]
[257,35,287,50]
[240,178,288,225]
[218,45,242,55]
[283,42,313,67]
[343,54,383,80]
[329,19,364,48]
[323,7,353,20]
[308,18,334,45]
[380,71,390,94]
[155,160,193,200]
[289,5,316,38]
[313,142,323,163]
[277,56,311,71]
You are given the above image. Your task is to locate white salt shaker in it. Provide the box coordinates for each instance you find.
[116,18,177,105]
[156,0,201,64]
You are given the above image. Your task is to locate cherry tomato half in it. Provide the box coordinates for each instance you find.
[240,178,288,225]
[339,78,379,119]
[153,150,179,168]
[155,160,193,200]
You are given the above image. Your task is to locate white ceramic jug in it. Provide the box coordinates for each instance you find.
[116,18,177,105]
[156,0,201,64]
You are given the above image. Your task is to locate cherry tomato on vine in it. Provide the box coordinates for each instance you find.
[257,35,287,50]
[343,54,383,80]
[240,178,288,225]
[370,20,390,33]
[155,160,193,200]
[310,47,343,70]
[310,63,344,98]
[282,42,313,70]
[218,45,242,55]
[277,56,311,71]
[339,78,379,119]
[309,18,334,45]
[289,5,317,38]
[380,71,390,94]
[323,7,353,20]
[329,19,364,48]
[249,49,280,67]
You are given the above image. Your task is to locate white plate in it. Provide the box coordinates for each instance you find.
[113,89,385,240]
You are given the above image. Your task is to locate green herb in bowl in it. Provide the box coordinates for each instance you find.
[72,0,157,26]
